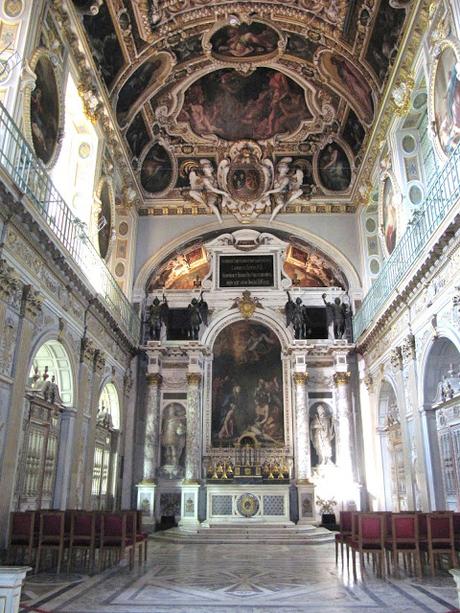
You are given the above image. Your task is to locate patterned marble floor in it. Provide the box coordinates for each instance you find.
[20,540,459,613]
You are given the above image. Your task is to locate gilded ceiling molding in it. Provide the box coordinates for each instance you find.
[50,0,143,207]
[354,0,431,207]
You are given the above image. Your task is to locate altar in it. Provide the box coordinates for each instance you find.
[137,230,360,530]
[205,484,292,525]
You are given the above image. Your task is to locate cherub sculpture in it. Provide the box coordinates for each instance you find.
[269,158,304,222]
[188,159,224,223]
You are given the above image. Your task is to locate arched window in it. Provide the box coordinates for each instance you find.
[16,340,73,510]
[91,383,120,510]
[423,337,460,510]
[378,381,407,511]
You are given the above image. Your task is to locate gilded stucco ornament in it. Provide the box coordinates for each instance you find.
[231,290,263,319]
[392,74,415,116]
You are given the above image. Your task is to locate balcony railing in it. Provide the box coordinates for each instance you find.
[0,102,140,343]
[353,142,460,340]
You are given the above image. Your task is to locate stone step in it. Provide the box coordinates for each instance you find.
[152,525,335,545]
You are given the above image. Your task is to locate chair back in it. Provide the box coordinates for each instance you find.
[101,512,127,544]
[351,512,359,541]
[39,511,65,543]
[358,513,385,547]
[71,511,95,540]
[392,513,418,544]
[427,512,454,546]
[453,513,460,537]
[10,511,35,544]
[339,511,353,534]
[123,510,137,538]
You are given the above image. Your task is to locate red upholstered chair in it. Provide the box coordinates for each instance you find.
[386,513,421,578]
[351,513,386,578]
[124,510,147,564]
[454,513,460,563]
[35,511,68,574]
[67,511,98,573]
[100,512,134,571]
[7,511,36,565]
[422,512,457,576]
[335,511,353,564]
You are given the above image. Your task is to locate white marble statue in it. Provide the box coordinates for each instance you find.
[310,404,335,465]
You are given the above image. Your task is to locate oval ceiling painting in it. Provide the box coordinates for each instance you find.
[98,181,112,260]
[177,68,311,141]
[317,142,351,192]
[140,143,173,194]
[210,22,279,59]
[116,55,166,127]
[433,44,460,156]
[29,54,60,166]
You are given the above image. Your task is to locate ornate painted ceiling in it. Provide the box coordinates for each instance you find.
[70,0,413,221]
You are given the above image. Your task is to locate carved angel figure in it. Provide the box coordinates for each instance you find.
[269,158,304,222]
[188,159,224,223]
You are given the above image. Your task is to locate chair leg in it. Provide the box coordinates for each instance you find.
[144,539,148,562]
[35,544,42,574]
[57,544,63,574]
[335,540,338,564]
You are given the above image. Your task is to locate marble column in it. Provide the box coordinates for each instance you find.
[179,372,202,529]
[143,373,163,482]
[334,371,356,504]
[293,372,315,523]
[293,372,310,481]
[53,407,77,510]
[184,373,202,483]
[137,372,162,527]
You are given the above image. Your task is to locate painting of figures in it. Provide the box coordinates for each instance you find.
[97,181,112,260]
[365,0,406,83]
[320,52,374,125]
[212,321,284,448]
[210,22,278,58]
[317,143,351,191]
[434,46,460,156]
[140,143,173,194]
[177,68,311,141]
[116,57,164,126]
[342,109,366,155]
[382,177,397,255]
[30,56,59,165]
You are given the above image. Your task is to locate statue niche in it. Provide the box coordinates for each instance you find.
[160,403,186,478]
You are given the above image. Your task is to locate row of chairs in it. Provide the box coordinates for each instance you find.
[7,509,148,574]
[335,511,460,578]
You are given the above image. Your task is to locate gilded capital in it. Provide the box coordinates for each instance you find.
[80,337,96,365]
[334,371,351,386]
[186,372,202,385]
[21,286,43,320]
[293,372,309,385]
[94,349,106,374]
[146,373,163,386]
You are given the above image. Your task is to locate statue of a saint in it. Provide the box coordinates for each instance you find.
[161,405,186,476]
[310,404,335,465]
[285,292,310,339]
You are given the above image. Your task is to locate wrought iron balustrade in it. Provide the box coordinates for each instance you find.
[0,102,140,343]
[353,142,460,340]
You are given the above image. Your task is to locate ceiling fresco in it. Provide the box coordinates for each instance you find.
[70,0,412,220]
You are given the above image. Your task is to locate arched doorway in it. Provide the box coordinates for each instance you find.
[378,380,407,511]
[423,337,460,510]
[15,340,74,510]
[91,383,120,510]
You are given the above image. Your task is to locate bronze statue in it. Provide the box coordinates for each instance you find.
[322,293,346,340]
[186,292,208,340]
[285,292,310,339]
[148,295,169,341]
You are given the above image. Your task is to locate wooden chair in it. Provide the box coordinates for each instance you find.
[67,511,98,573]
[386,513,421,578]
[99,512,134,571]
[351,513,386,578]
[124,510,147,564]
[35,511,68,574]
[7,511,36,565]
[422,512,457,576]
[335,511,353,564]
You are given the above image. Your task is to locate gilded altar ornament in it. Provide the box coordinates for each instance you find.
[231,290,262,319]
[237,493,259,517]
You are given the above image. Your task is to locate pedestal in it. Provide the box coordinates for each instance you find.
[0,567,31,613]
[449,569,460,608]
[179,483,201,529]
[136,482,157,528]
[296,481,316,524]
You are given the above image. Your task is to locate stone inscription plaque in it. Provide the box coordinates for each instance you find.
[219,255,274,288]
